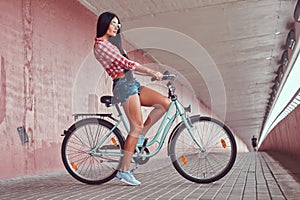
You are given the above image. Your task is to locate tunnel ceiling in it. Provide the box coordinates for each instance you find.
[79,0,297,149]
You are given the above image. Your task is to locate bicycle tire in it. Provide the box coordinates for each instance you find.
[169,115,237,183]
[61,118,124,185]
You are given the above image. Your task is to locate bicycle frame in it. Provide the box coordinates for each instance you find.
[92,91,205,159]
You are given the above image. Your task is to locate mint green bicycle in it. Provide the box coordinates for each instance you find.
[61,71,237,184]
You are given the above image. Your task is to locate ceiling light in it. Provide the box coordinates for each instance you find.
[266,56,273,60]
[286,29,296,50]
[281,50,289,66]
[275,31,281,35]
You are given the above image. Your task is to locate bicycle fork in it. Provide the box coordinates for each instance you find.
[176,101,206,153]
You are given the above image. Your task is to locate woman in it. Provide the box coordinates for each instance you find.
[94,12,170,186]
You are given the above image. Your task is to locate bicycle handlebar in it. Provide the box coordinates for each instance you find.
[151,71,177,82]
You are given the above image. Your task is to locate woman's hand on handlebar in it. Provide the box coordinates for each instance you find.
[150,70,177,81]
[152,71,163,81]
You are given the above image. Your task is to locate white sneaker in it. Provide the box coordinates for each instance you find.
[115,170,141,186]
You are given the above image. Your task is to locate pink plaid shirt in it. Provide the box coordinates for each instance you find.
[94,38,140,79]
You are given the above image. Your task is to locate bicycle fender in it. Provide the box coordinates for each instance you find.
[167,115,201,156]
[167,122,182,156]
[62,118,126,143]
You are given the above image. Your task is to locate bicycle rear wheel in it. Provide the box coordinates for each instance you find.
[61,118,124,185]
[169,116,237,183]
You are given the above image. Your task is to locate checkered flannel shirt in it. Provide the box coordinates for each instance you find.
[94,38,140,79]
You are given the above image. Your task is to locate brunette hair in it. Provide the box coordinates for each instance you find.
[96,12,121,37]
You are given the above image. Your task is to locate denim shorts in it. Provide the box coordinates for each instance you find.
[112,72,142,104]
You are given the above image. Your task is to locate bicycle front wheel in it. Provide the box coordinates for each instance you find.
[61,118,124,185]
[170,116,237,183]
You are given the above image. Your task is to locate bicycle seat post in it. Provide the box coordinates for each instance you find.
[115,103,122,117]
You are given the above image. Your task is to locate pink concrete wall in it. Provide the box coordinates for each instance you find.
[260,104,300,156]
[0,0,96,179]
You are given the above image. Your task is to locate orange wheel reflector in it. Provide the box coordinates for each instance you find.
[221,139,227,148]
[71,162,78,171]
[181,155,187,165]
[111,137,118,146]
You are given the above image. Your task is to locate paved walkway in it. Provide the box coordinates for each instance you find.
[1,152,300,200]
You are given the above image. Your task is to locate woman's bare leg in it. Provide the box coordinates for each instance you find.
[120,87,170,171]
[139,86,171,135]
[121,94,144,171]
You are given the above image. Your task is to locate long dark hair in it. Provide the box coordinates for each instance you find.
[96,12,121,37]
[108,33,128,58]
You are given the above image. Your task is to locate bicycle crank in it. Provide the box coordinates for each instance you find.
[134,147,150,165]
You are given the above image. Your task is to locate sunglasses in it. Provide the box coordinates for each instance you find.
[111,21,122,29]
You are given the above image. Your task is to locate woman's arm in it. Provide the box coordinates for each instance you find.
[134,64,163,80]
[133,71,149,76]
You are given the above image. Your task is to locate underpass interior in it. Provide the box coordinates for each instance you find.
[0,0,300,196]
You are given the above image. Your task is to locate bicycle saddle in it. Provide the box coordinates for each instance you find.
[100,96,118,107]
